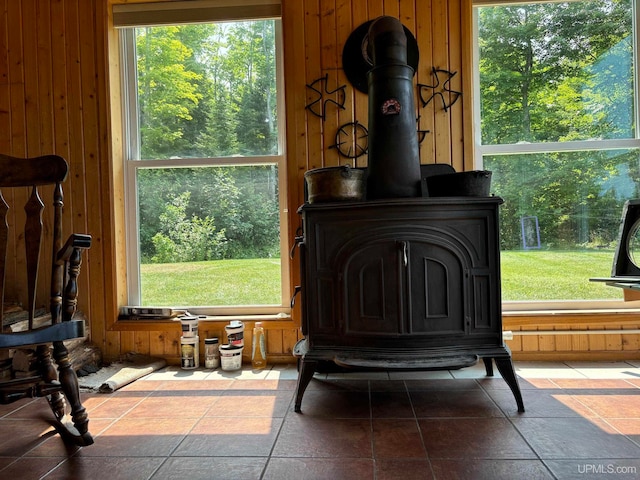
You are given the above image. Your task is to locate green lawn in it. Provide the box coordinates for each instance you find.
[501,249,620,301]
[140,250,622,305]
[140,258,282,306]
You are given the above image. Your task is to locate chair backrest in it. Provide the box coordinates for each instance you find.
[0,153,69,329]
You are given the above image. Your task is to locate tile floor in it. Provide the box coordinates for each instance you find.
[2,361,640,479]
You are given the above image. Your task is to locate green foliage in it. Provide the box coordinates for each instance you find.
[133,20,281,264]
[136,21,278,159]
[138,166,279,263]
[479,0,632,144]
[150,191,227,263]
[136,26,203,158]
[479,0,637,253]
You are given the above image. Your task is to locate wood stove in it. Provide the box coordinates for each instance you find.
[293,196,525,413]
[292,16,524,414]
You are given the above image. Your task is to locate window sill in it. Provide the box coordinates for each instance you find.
[111,313,294,331]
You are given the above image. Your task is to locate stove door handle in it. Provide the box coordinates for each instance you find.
[400,240,408,267]
[290,231,304,259]
[291,285,302,308]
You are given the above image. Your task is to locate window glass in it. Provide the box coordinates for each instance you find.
[475,0,637,303]
[137,165,281,306]
[486,149,639,301]
[479,0,633,145]
[122,19,285,310]
[135,22,279,159]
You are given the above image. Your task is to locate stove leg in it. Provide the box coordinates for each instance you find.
[294,359,317,413]
[494,357,525,413]
[483,357,494,376]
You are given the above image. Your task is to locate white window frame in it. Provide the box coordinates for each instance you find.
[472,0,640,311]
[116,1,289,315]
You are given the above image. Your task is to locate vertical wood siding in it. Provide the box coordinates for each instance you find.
[0,0,636,364]
[0,0,112,362]
[283,0,466,184]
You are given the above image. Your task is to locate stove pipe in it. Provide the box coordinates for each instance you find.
[366,16,421,199]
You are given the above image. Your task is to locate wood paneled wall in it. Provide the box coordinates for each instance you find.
[504,312,640,361]
[0,0,115,361]
[1,0,638,365]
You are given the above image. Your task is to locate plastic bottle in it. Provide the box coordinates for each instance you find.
[251,322,267,369]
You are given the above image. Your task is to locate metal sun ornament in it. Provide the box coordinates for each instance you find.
[305,74,347,120]
[418,67,462,112]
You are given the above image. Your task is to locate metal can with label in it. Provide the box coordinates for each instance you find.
[181,335,199,369]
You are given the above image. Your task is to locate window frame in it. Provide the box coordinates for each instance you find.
[472,0,640,311]
[117,5,290,316]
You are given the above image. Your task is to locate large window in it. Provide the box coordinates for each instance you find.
[474,0,640,307]
[116,1,287,314]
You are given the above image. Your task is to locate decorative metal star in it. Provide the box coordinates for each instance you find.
[305,74,347,120]
[418,67,462,112]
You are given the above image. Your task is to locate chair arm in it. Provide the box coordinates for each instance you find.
[53,233,92,323]
[56,233,92,264]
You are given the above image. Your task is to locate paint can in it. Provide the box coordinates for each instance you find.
[181,335,199,369]
[179,315,199,338]
[225,321,244,347]
[219,344,243,371]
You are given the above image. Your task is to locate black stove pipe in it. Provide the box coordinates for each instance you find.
[366,16,421,199]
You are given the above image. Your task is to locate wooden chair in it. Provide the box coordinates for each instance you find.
[0,153,93,446]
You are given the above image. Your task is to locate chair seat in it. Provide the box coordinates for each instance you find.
[0,320,86,348]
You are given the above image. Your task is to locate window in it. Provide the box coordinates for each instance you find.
[115,1,288,314]
[473,0,640,307]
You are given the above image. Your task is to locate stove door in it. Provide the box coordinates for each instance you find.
[342,240,404,335]
[341,236,467,338]
[408,240,466,335]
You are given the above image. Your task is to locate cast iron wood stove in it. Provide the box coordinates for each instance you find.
[293,196,525,413]
[293,16,524,414]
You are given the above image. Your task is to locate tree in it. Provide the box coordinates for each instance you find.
[478,0,636,249]
[134,20,281,263]
[136,26,202,158]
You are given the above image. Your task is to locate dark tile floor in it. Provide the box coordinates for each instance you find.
[2,361,640,479]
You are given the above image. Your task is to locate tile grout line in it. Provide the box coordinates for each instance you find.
[258,385,297,480]
[404,379,438,479]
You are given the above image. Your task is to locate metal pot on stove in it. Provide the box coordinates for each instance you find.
[304,165,366,203]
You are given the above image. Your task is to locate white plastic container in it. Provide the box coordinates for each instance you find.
[180,335,199,369]
[219,344,243,371]
[179,315,199,338]
[225,321,244,347]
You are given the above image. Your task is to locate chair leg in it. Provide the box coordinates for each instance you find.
[51,340,94,446]
[37,344,66,420]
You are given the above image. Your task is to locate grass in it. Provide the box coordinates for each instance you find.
[140,258,282,306]
[501,249,620,301]
[139,249,622,306]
